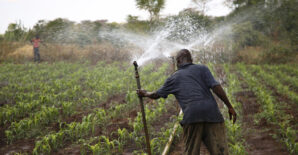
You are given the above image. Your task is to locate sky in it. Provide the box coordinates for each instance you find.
[0,0,232,34]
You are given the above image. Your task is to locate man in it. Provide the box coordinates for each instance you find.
[137,49,237,155]
[30,35,42,62]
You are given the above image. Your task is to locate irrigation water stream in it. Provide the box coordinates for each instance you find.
[99,15,236,66]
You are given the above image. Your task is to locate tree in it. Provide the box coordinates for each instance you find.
[192,0,209,15]
[33,20,47,36]
[164,9,213,43]
[126,15,139,23]
[135,0,165,21]
[227,0,298,44]
[4,21,27,41]
[43,18,75,42]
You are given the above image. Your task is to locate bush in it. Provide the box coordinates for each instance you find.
[234,46,263,64]
[262,43,296,64]
[232,21,269,49]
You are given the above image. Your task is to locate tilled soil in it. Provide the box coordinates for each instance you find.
[236,83,289,155]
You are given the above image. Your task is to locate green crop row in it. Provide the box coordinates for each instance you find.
[273,64,298,77]
[5,106,59,143]
[29,62,173,154]
[249,65,298,104]
[263,64,298,92]
[223,64,247,155]
[237,63,297,154]
[79,64,177,155]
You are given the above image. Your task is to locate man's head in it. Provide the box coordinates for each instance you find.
[176,49,192,67]
[35,35,40,39]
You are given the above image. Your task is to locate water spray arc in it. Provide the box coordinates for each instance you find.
[133,61,152,155]
[99,14,236,66]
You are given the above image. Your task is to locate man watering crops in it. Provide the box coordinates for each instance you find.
[137,49,237,155]
[30,35,42,62]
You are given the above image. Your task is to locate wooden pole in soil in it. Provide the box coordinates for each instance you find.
[133,61,152,155]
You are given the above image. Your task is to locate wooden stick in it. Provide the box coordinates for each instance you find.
[133,61,152,155]
[162,110,183,155]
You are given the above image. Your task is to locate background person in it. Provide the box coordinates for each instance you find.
[30,35,42,62]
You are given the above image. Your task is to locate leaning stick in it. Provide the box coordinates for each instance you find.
[162,110,183,155]
[133,61,152,155]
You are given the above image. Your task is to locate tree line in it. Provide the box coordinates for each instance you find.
[0,0,296,63]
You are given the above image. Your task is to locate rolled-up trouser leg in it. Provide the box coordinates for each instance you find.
[183,123,203,155]
[203,122,229,155]
[34,47,40,62]
[33,48,37,61]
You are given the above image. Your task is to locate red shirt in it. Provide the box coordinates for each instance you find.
[32,38,41,48]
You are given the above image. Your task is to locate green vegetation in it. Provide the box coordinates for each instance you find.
[1,0,296,63]
[0,62,183,154]
[237,63,297,154]
[135,0,165,21]
[0,0,297,154]
[1,62,296,154]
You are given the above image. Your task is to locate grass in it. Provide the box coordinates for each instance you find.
[1,41,134,64]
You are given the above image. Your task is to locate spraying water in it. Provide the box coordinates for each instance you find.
[98,7,263,66]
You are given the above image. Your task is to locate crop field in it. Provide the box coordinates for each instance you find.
[0,62,297,155]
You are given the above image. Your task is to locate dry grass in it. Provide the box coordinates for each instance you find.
[0,41,25,62]
[7,45,33,60]
[3,42,134,64]
[235,46,263,64]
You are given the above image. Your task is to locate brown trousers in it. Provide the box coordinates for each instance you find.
[183,122,229,155]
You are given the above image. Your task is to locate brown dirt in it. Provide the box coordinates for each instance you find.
[121,100,180,154]
[0,102,8,107]
[250,69,298,128]
[150,102,178,133]
[55,94,130,154]
[270,88,298,128]
[0,124,10,147]
[0,139,35,155]
[236,83,289,155]
[55,144,81,155]
[217,65,289,155]
[55,93,142,155]
[0,93,128,154]
[101,93,126,109]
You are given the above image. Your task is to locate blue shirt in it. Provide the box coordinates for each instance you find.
[156,63,224,125]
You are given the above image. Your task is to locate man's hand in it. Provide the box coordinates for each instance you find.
[228,108,237,124]
[212,85,237,124]
[136,89,147,97]
[136,89,160,99]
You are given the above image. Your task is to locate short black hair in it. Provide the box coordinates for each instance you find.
[176,49,192,63]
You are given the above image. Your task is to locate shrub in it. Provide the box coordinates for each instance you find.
[262,43,296,63]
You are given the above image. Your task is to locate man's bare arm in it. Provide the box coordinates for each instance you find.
[212,85,237,123]
[137,89,160,99]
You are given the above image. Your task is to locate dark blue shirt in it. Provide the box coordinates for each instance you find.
[156,63,224,125]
